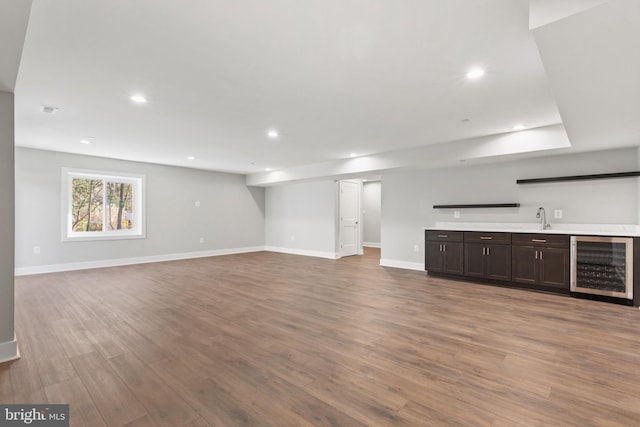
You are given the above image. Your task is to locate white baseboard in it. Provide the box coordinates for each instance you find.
[0,334,20,364]
[14,246,266,276]
[379,258,425,271]
[265,246,339,260]
[15,246,413,275]
[363,242,381,248]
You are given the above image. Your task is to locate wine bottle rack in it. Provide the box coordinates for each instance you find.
[575,242,627,292]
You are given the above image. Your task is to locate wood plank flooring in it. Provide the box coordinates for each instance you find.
[3,248,640,426]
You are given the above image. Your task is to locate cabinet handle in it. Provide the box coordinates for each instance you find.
[540,250,543,260]
[437,235,448,238]
[535,250,538,259]
[443,245,446,253]
[482,247,486,255]
[480,236,493,240]
[532,239,547,243]
[439,244,442,251]
[487,247,490,255]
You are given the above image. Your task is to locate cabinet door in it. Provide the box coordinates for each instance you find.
[464,243,486,278]
[486,244,511,281]
[539,248,569,289]
[442,242,464,275]
[425,241,443,272]
[512,246,537,285]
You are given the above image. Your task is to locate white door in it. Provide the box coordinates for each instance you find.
[339,180,361,257]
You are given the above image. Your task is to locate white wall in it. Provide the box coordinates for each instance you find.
[362,181,381,246]
[265,180,338,259]
[15,148,266,273]
[0,92,18,362]
[638,147,640,225]
[381,147,639,268]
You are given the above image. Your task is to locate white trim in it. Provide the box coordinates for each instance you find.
[379,258,425,271]
[363,242,381,248]
[15,246,265,276]
[265,246,339,260]
[62,232,146,242]
[0,334,20,364]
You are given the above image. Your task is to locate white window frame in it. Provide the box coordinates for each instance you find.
[62,168,146,242]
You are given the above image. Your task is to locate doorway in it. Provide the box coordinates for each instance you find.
[362,180,381,249]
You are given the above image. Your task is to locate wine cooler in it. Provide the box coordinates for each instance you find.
[570,236,633,300]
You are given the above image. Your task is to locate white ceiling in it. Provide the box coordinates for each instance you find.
[9,0,640,183]
[532,0,640,152]
[528,0,609,29]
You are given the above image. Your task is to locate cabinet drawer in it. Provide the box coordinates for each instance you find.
[512,233,569,248]
[464,232,511,245]
[426,230,463,242]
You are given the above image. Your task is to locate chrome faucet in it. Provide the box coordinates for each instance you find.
[536,207,550,230]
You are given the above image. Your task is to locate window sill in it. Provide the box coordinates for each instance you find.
[62,232,146,242]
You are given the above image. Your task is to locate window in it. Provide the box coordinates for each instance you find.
[62,168,145,241]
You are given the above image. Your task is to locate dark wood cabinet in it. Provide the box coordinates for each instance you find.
[442,243,464,275]
[511,234,569,289]
[426,229,620,299]
[464,243,485,278]
[539,247,569,288]
[485,244,512,281]
[425,231,464,275]
[463,234,511,282]
[512,246,537,285]
[426,241,444,271]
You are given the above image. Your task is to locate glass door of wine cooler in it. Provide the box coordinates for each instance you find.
[570,236,633,300]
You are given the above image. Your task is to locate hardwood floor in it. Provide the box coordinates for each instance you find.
[3,248,640,426]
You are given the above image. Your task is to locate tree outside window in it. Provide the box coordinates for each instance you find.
[63,169,145,241]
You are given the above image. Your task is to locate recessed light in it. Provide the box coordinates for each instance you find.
[466,68,485,79]
[265,167,272,171]
[350,153,357,158]
[80,139,91,145]
[187,156,195,161]
[130,94,148,104]
[267,130,279,139]
[512,124,525,131]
